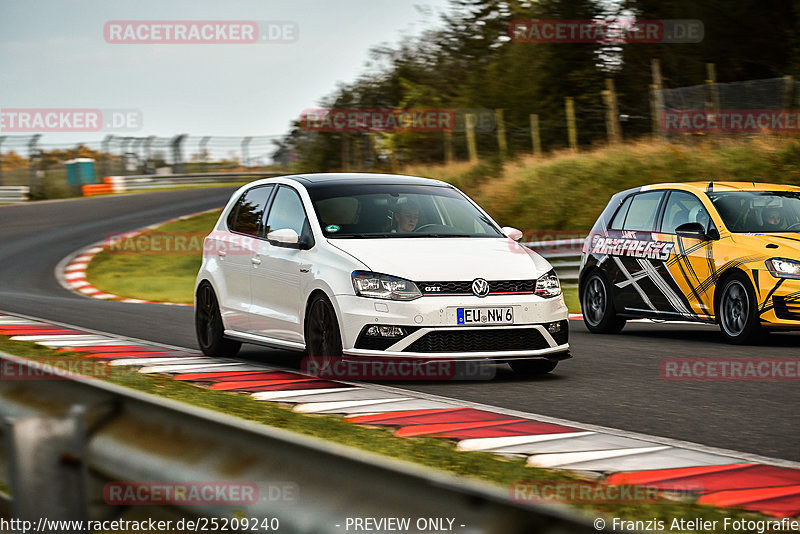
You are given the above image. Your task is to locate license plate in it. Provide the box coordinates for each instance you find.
[457,307,514,325]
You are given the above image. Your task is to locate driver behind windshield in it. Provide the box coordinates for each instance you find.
[392,198,420,233]
[763,207,786,231]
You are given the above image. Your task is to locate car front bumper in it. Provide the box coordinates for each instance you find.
[332,293,570,360]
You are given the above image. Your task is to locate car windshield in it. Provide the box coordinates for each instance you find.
[707,190,800,233]
[307,183,505,238]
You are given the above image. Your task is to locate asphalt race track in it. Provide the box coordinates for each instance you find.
[1,189,798,462]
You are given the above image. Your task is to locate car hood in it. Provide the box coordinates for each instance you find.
[730,233,800,258]
[327,237,552,281]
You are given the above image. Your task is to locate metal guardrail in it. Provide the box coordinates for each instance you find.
[104,172,283,192]
[523,237,586,286]
[0,350,603,533]
[0,186,29,203]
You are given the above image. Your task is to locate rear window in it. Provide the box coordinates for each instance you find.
[623,191,664,232]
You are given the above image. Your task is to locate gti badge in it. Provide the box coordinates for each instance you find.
[471,278,490,297]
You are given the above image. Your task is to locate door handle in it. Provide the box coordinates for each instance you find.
[217,250,227,257]
[251,257,262,265]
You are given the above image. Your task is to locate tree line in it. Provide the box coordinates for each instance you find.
[271,0,800,170]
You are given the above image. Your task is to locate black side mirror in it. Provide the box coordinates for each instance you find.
[675,222,708,240]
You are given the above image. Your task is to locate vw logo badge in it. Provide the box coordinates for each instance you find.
[471,278,490,297]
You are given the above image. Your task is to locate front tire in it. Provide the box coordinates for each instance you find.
[509,359,558,374]
[582,271,626,334]
[305,294,343,358]
[718,273,762,344]
[195,283,241,357]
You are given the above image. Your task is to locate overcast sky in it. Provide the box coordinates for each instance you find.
[0,0,452,148]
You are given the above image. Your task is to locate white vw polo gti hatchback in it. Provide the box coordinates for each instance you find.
[195,173,570,374]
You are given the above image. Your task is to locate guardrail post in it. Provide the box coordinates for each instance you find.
[6,406,89,531]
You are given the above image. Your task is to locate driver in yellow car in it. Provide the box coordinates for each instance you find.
[763,207,786,231]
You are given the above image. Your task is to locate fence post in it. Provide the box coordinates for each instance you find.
[143,135,155,174]
[368,132,378,169]
[28,134,41,197]
[100,135,111,178]
[0,136,5,185]
[352,136,362,171]
[241,137,252,169]
[565,98,578,153]
[120,137,132,176]
[604,78,622,143]
[651,59,665,139]
[341,133,351,171]
[466,113,478,163]
[529,114,541,157]
[495,109,508,158]
[705,63,719,110]
[783,75,794,109]
[200,136,211,172]
[171,134,186,174]
[444,130,454,165]
[131,137,145,174]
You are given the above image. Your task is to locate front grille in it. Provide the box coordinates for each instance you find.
[404,328,550,353]
[418,280,536,296]
[773,296,800,320]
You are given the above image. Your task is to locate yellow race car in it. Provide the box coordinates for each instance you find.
[579,181,800,343]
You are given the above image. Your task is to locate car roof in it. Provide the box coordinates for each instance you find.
[251,172,451,190]
[645,181,800,193]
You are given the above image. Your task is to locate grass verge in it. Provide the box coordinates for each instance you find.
[0,335,788,530]
[85,210,222,304]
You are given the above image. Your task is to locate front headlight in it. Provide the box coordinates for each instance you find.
[766,258,800,279]
[351,271,422,300]
[535,269,561,298]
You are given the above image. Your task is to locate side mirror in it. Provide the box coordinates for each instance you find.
[675,222,707,240]
[267,228,300,247]
[502,226,524,242]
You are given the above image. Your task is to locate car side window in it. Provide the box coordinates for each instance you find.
[622,191,665,232]
[609,195,632,230]
[264,186,308,237]
[661,191,712,234]
[227,185,274,236]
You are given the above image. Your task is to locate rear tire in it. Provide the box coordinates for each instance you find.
[718,273,762,344]
[195,282,241,357]
[305,294,343,358]
[509,359,558,374]
[581,271,626,334]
